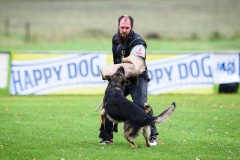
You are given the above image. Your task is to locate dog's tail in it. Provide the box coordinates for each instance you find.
[153,102,176,124]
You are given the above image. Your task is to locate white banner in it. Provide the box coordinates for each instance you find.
[211,53,240,84]
[9,51,239,95]
[10,53,107,95]
[147,54,214,94]
[0,53,9,88]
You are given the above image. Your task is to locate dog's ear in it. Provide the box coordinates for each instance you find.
[105,75,112,81]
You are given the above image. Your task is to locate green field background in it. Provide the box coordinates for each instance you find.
[1,0,240,40]
[0,0,240,51]
[1,0,240,49]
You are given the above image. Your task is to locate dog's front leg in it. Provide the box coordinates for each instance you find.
[113,122,118,132]
[99,108,106,131]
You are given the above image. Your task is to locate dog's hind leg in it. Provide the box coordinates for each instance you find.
[142,125,151,147]
[124,131,137,148]
[123,122,139,148]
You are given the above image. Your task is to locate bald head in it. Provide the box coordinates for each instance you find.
[118,15,134,28]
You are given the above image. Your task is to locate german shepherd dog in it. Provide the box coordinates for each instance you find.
[99,66,176,148]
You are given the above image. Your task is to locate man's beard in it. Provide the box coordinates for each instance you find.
[117,28,132,44]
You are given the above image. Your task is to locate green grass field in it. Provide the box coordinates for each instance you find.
[0,95,239,160]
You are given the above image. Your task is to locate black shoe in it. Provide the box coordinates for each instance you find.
[99,138,113,145]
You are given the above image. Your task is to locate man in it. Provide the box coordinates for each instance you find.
[99,15,159,146]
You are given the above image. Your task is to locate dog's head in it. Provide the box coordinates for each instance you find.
[106,66,126,86]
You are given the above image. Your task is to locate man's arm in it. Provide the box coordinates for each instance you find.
[129,44,146,60]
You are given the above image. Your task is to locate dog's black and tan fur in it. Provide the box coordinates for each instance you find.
[99,66,176,148]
